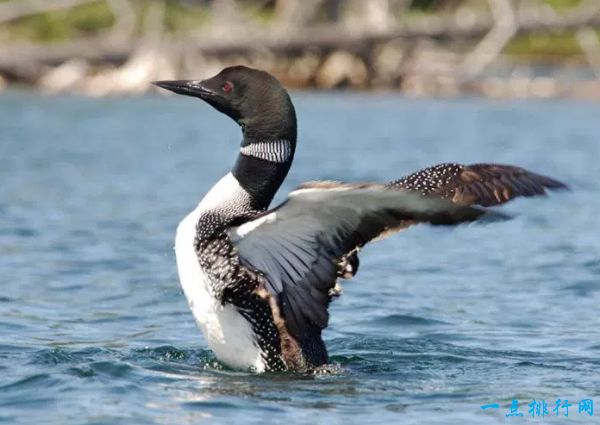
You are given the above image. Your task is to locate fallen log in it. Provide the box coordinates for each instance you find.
[1,3,599,82]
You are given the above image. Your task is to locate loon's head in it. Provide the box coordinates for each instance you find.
[153,66,297,142]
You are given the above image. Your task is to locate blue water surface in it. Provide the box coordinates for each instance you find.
[0,91,599,425]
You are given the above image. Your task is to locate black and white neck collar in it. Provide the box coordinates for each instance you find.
[231,137,295,211]
[240,139,293,163]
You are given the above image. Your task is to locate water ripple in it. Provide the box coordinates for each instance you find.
[1,93,598,425]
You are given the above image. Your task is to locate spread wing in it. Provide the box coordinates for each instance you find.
[337,163,568,278]
[229,183,489,347]
[388,163,567,207]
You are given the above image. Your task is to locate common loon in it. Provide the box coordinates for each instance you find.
[153,66,566,373]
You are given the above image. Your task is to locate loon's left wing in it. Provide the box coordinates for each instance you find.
[229,183,488,358]
[389,163,567,206]
[332,163,569,278]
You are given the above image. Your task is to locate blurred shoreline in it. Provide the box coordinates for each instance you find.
[1,0,599,99]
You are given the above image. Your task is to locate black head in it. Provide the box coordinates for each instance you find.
[153,66,297,142]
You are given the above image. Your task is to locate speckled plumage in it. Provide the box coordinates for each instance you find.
[388,163,566,206]
[390,163,463,195]
[194,230,287,371]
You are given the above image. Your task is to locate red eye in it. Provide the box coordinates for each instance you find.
[222,82,233,93]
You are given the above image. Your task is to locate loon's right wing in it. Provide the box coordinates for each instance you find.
[388,163,567,207]
[229,183,489,360]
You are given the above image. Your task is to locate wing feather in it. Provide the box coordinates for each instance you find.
[388,163,567,207]
[230,185,487,346]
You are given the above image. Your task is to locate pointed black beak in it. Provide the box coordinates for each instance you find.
[152,80,216,99]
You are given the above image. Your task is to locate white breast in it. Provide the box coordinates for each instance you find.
[174,173,266,372]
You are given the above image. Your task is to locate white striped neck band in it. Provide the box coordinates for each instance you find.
[240,139,293,163]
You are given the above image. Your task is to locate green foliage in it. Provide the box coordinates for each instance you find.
[505,32,585,59]
[4,2,114,42]
[164,0,210,33]
[543,0,583,9]
[0,0,592,62]
[0,0,214,41]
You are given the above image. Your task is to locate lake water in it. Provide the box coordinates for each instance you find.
[1,91,599,425]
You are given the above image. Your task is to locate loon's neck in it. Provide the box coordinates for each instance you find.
[193,135,296,237]
[231,136,295,211]
[196,106,297,231]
